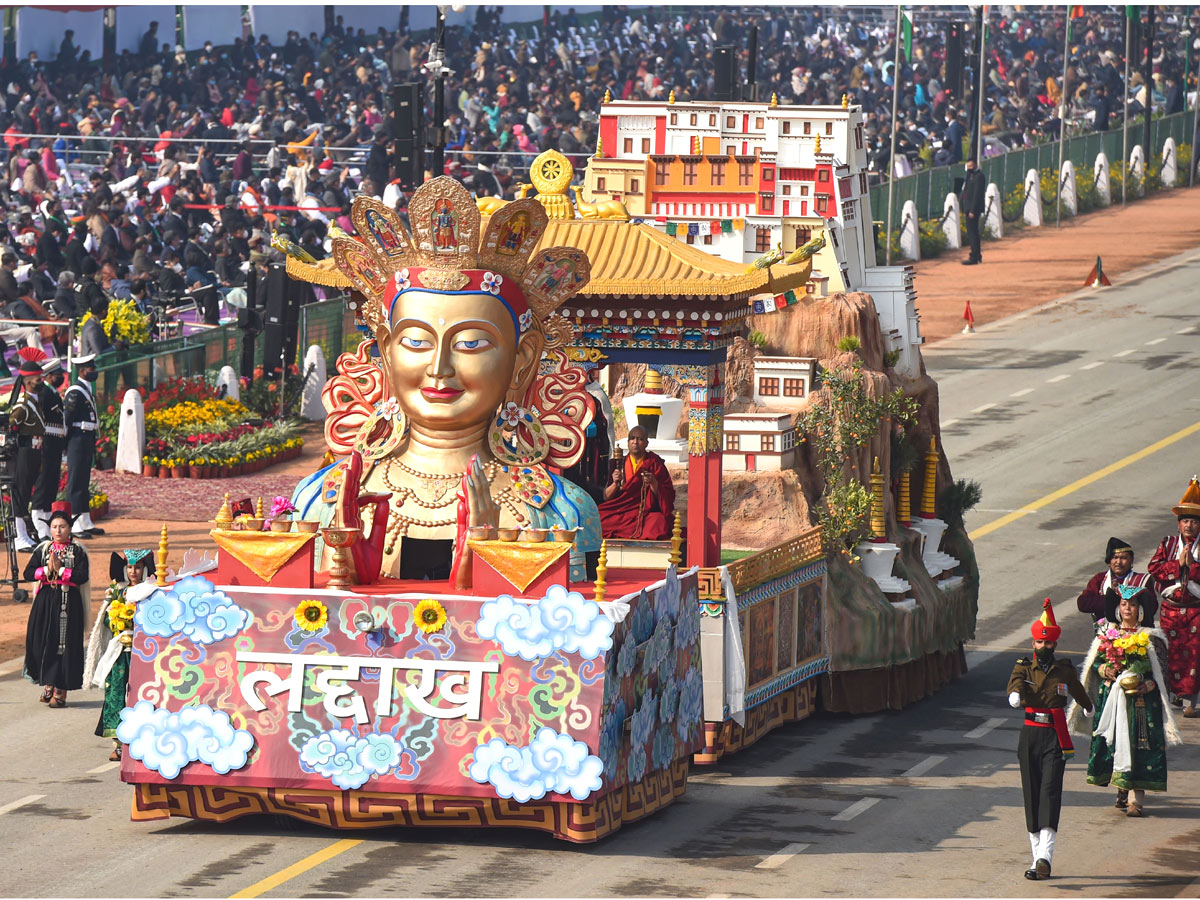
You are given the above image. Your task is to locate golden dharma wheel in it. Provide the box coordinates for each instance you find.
[530,149,573,195]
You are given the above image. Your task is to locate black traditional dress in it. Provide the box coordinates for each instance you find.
[23,540,90,690]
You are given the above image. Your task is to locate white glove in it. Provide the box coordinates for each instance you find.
[1008,691,1021,709]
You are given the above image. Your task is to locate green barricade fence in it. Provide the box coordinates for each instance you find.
[91,295,354,409]
[868,110,1196,226]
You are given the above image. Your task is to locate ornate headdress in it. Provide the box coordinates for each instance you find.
[1172,476,1200,520]
[331,177,591,341]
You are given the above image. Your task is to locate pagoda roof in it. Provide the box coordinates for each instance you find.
[285,219,811,301]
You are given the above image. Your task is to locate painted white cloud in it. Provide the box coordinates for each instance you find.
[476,584,614,661]
[116,700,254,779]
[469,727,603,802]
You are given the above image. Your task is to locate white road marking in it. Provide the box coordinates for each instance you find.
[754,842,810,870]
[901,755,947,778]
[1010,388,1035,398]
[1145,337,1167,345]
[1177,326,1196,335]
[941,419,959,428]
[971,403,996,414]
[1114,348,1137,357]
[1080,361,1104,371]
[832,797,881,821]
[964,717,1007,739]
[87,762,120,774]
[1046,374,1071,383]
[0,794,44,816]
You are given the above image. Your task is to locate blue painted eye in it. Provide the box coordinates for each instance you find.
[454,337,491,351]
[400,336,433,350]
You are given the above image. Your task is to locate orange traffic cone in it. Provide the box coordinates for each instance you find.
[962,300,976,334]
[1083,255,1111,287]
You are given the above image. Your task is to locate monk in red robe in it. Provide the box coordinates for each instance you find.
[599,426,675,540]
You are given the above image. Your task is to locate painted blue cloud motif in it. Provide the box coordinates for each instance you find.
[615,633,637,679]
[675,587,701,651]
[627,691,656,783]
[656,568,682,624]
[134,576,250,645]
[642,616,673,680]
[630,590,655,643]
[298,728,412,790]
[116,700,254,779]
[599,697,627,782]
[469,727,604,801]
[676,667,704,741]
[652,722,677,772]
[476,584,614,661]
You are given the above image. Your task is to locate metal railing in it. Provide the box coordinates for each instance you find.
[869,110,1196,224]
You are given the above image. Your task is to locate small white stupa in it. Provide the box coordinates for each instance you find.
[619,368,687,463]
[908,437,963,591]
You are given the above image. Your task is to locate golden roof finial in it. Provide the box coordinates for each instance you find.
[594,540,608,602]
[668,511,684,567]
[668,89,676,105]
[255,496,264,519]
[814,133,823,154]
[595,135,603,158]
[870,457,887,540]
[770,92,778,108]
[897,470,911,527]
[156,524,169,587]
[603,87,612,104]
[921,437,939,518]
[842,93,849,109]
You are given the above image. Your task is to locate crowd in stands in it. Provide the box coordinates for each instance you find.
[0,5,1195,361]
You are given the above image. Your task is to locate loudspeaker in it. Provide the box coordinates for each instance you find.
[713,46,735,101]
[394,139,423,191]
[391,82,423,144]
[261,263,292,377]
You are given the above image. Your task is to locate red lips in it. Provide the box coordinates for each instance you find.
[421,387,463,401]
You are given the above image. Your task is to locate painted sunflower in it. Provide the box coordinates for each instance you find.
[414,599,447,634]
[295,599,329,632]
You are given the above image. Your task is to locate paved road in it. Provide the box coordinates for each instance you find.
[4,249,1200,897]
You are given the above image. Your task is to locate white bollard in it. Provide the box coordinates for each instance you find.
[898,199,920,261]
[1162,137,1178,188]
[1060,160,1077,216]
[984,183,1004,239]
[115,389,145,474]
[1130,145,1145,197]
[216,365,240,401]
[1023,168,1043,227]
[941,191,961,250]
[1094,152,1111,206]
[301,344,327,421]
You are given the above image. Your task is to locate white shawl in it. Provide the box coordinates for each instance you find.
[1067,627,1182,759]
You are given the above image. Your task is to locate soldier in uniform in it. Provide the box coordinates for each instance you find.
[1007,599,1092,881]
[30,356,67,541]
[8,349,47,551]
[63,354,104,539]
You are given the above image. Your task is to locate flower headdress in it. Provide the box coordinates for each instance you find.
[331,177,591,341]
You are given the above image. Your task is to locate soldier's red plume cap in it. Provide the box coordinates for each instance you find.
[1031,598,1061,642]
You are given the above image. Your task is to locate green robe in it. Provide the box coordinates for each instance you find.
[1086,666,1168,792]
[94,650,130,739]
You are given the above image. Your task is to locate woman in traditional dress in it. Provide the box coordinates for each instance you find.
[1069,583,1182,817]
[23,502,90,708]
[84,550,154,760]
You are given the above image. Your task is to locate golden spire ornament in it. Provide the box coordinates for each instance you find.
[603,88,612,104]
[897,470,912,527]
[594,135,603,158]
[921,437,939,518]
[255,497,264,519]
[770,92,778,108]
[668,511,684,567]
[870,457,887,540]
[594,540,609,602]
[842,93,849,109]
[668,89,676,105]
[214,493,233,530]
[156,524,169,587]
[814,133,822,154]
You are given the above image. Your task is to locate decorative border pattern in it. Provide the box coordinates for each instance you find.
[130,758,690,845]
[694,680,819,765]
[741,655,828,710]
[726,529,824,593]
[696,568,723,603]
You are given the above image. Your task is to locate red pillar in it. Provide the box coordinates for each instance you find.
[663,363,724,568]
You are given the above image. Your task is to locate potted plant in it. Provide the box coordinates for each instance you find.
[267,496,297,532]
[143,456,158,477]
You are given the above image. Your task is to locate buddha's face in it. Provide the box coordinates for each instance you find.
[380,289,541,431]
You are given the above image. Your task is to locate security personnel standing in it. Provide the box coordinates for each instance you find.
[30,356,67,541]
[1007,599,1092,881]
[8,349,46,551]
[63,353,104,539]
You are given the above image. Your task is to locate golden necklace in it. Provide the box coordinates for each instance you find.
[378,457,510,553]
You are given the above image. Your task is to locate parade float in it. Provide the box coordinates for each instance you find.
[118,142,979,840]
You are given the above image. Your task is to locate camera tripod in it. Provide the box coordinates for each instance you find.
[0,481,30,604]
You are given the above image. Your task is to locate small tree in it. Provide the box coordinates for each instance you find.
[798,360,918,558]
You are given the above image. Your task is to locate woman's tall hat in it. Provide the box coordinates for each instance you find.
[1031,598,1061,642]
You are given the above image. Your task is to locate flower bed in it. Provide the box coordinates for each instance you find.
[111,377,306,479]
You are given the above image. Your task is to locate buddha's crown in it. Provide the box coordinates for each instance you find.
[331,176,590,338]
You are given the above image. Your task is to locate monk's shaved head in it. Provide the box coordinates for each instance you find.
[628,426,648,440]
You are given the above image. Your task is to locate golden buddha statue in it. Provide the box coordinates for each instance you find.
[293,177,601,583]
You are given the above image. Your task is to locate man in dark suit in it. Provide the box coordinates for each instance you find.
[961,157,987,266]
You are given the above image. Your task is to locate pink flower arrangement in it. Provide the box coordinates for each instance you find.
[266,496,298,525]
